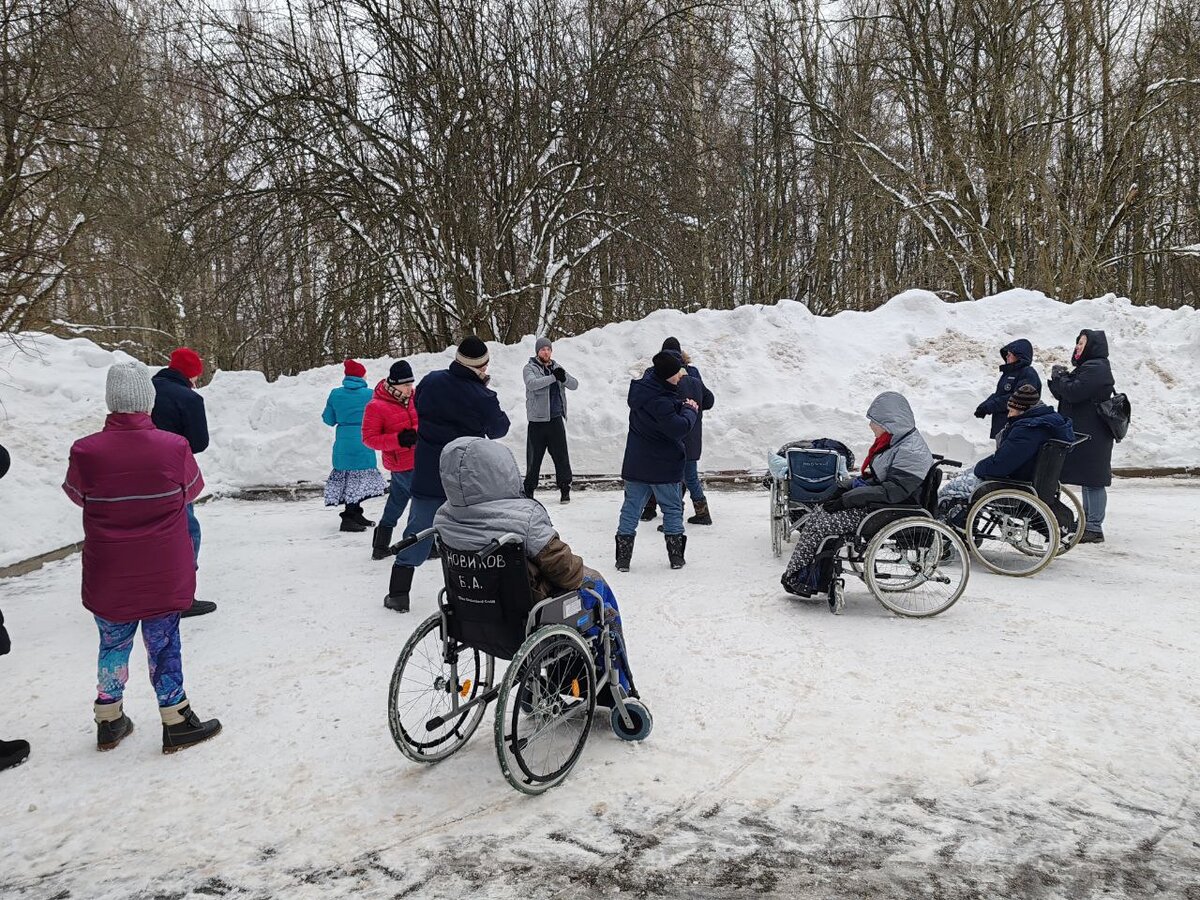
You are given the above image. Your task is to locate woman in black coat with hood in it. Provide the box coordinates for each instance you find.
[1048,329,1115,543]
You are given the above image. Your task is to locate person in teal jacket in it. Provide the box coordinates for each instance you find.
[323,360,386,532]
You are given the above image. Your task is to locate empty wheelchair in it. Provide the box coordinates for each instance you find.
[768,440,855,558]
[387,528,651,795]
[962,437,1089,577]
[809,458,971,617]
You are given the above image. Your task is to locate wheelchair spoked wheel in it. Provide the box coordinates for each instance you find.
[770,480,785,557]
[495,625,597,795]
[864,519,969,617]
[1057,487,1085,555]
[965,490,1060,577]
[610,699,654,742]
[389,612,494,764]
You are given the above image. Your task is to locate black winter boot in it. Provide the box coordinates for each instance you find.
[665,533,687,569]
[161,702,222,754]
[0,738,30,771]
[687,499,712,526]
[615,534,635,572]
[372,525,395,561]
[560,484,571,504]
[180,599,217,618]
[385,565,414,612]
[639,497,657,521]
[95,702,134,751]
[347,504,375,528]
[340,510,366,533]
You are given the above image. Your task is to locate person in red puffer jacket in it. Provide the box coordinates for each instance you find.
[63,361,222,755]
[361,359,419,560]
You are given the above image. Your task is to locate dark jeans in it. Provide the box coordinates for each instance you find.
[524,417,572,497]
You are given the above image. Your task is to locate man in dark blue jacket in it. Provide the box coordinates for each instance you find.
[151,347,214,618]
[939,384,1074,521]
[615,352,699,572]
[975,339,1041,445]
[385,336,511,611]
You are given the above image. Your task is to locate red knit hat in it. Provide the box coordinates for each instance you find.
[169,347,203,380]
[344,359,367,378]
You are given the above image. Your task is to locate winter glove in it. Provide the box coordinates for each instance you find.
[397,429,418,448]
[973,404,988,419]
[1051,365,1068,379]
[823,496,845,514]
[553,367,567,383]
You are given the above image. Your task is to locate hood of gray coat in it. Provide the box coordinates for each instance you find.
[866,391,917,435]
[440,436,523,507]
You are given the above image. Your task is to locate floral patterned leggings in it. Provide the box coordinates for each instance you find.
[94,613,185,708]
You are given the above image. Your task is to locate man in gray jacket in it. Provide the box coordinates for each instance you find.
[523,337,579,502]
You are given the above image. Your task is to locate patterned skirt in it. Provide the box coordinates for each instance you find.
[324,468,388,506]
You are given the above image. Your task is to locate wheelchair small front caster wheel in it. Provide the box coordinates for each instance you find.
[611,700,653,742]
[828,578,845,615]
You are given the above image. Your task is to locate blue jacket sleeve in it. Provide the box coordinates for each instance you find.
[655,399,698,440]
[322,394,337,427]
[973,426,1038,480]
[481,392,511,439]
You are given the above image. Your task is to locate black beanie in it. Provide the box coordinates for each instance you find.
[661,336,681,353]
[652,351,683,380]
[1008,383,1041,412]
[455,336,489,368]
[387,360,414,385]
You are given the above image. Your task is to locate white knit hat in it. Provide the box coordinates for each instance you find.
[106,361,156,414]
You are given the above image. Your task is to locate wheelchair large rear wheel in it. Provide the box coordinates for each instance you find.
[495,625,597,795]
[1056,487,1085,555]
[864,519,969,617]
[966,489,1059,577]
[389,612,494,763]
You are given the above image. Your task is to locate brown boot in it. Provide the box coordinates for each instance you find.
[687,499,712,525]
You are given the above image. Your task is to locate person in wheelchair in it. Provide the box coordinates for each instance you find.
[782,391,933,597]
[433,435,635,705]
[936,384,1075,528]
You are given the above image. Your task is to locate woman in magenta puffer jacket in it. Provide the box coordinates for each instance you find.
[63,361,222,755]
[361,360,419,560]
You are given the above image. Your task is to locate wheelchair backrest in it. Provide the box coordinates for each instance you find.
[440,541,534,661]
[1031,440,1073,500]
[786,448,846,503]
[917,465,944,513]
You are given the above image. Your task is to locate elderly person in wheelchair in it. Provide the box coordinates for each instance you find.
[937,384,1074,526]
[782,391,934,598]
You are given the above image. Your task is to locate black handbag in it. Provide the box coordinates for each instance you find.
[1097,392,1131,442]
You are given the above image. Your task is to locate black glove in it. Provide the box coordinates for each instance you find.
[397,429,418,448]
[823,496,845,514]
[973,404,988,419]
[1051,365,1068,379]
[553,367,567,383]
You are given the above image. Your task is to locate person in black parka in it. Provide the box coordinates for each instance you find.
[975,339,1041,445]
[1048,329,1115,543]
[0,443,31,772]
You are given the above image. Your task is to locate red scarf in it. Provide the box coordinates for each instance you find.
[861,432,892,479]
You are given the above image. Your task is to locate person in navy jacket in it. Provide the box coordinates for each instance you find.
[974,339,1041,445]
[151,347,214,618]
[384,336,511,611]
[614,352,699,573]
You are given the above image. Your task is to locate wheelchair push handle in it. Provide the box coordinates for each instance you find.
[473,533,523,560]
[387,526,437,556]
[931,455,963,469]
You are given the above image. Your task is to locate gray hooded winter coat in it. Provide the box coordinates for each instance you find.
[841,392,934,509]
[433,436,592,600]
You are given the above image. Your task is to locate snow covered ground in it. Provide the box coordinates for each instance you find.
[3,481,1198,899]
[2,288,1197,568]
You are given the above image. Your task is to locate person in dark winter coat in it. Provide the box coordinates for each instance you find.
[640,338,716,526]
[322,359,386,533]
[434,437,636,701]
[938,384,1075,522]
[523,337,580,503]
[614,352,699,572]
[361,360,419,559]
[65,362,222,755]
[782,392,933,597]
[1049,329,1115,542]
[151,347,213,617]
[385,336,511,612]
[0,444,30,772]
[975,339,1041,443]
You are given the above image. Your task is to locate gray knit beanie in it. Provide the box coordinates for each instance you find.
[106,361,156,414]
[535,336,552,352]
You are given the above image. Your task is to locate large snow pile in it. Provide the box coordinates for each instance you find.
[1,288,1194,567]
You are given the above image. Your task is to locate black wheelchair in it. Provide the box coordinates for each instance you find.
[959,436,1089,577]
[807,458,971,617]
[386,528,651,795]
